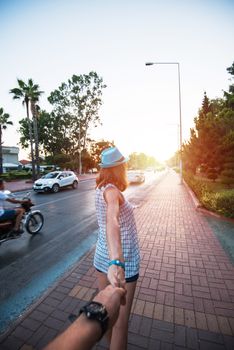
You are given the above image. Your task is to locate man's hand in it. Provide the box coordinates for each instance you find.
[93,285,126,329]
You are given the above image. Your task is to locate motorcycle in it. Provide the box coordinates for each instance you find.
[0,191,44,245]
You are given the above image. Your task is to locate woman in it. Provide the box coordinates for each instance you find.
[94,147,140,350]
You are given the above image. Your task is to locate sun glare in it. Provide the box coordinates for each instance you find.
[92,122,179,163]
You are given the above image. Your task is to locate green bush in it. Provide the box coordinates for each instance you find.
[220,169,234,186]
[220,176,234,186]
[184,171,234,218]
[172,166,180,173]
[220,164,234,186]
[0,173,10,180]
[183,171,208,197]
[1,171,32,181]
[201,190,234,218]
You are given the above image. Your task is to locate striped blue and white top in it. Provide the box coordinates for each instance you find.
[94,183,140,279]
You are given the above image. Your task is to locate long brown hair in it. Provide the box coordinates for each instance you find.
[96,163,128,191]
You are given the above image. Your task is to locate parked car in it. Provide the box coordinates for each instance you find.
[127,170,145,184]
[33,171,79,193]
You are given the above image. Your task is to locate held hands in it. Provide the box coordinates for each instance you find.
[94,285,126,329]
[107,264,126,289]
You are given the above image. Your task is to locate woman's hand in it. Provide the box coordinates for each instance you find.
[107,265,126,289]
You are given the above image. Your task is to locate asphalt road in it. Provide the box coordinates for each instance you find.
[0,171,163,333]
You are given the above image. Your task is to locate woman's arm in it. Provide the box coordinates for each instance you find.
[104,188,126,288]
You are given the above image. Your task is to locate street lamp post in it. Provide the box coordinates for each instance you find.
[145,62,183,184]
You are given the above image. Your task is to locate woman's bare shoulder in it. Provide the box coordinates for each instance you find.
[103,186,121,204]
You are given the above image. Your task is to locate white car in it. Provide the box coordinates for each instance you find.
[33,171,79,193]
[127,170,145,184]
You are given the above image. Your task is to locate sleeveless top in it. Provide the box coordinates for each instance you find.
[94,183,140,278]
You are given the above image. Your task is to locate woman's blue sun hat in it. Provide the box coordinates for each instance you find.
[99,147,129,168]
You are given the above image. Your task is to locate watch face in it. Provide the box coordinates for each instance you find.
[81,301,109,338]
[86,302,105,316]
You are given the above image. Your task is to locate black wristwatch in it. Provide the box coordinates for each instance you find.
[79,301,109,339]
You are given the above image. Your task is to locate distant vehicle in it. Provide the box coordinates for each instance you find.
[127,170,145,184]
[23,164,60,173]
[33,171,79,193]
[39,165,60,173]
[88,168,98,174]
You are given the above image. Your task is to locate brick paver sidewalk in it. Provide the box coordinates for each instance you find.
[0,171,234,349]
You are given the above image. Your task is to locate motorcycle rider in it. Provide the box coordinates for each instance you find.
[0,178,28,236]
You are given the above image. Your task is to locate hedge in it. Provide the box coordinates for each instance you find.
[0,171,32,181]
[183,172,208,197]
[201,190,234,218]
[183,171,234,218]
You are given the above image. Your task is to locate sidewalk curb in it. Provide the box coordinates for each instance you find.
[10,187,33,193]
[183,179,234,224]
[183,179,201,208]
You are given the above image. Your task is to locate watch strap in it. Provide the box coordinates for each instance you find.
[79,301,108,339]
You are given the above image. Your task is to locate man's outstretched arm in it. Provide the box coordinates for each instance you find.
[44,285,126,350]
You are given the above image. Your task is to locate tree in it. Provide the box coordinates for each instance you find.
[219,131,234,186]
[45,153,71,168]
[128,152,160,170]
[182,63,234,177]
[19,110,75,157]
[90,140,114,168]
[166,150,180,169]
[207,168,218,182]
[224,62,234,110]
[201,91,212,114]
[194,92,219,169]
[48,72,106,174]
[10,79,44,179]
[31,103,41,176]
[0,107,13,174]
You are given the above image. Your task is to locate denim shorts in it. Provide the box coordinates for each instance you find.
[95,268,139,283]
[0,209,16,221]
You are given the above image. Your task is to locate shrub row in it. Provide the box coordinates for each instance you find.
[183,172,208,197]
[0,171,32,181]
[201,190,234,218]
[184,171,234,218]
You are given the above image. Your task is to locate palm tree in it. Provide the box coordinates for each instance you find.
[10,79,43,179]
[31,102,41,176]
[0,107,13,174]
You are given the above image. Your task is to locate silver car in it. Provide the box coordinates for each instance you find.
[33,171,79,193]
[127,170,145,184]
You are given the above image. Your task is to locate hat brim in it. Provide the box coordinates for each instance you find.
[99,157,129,168]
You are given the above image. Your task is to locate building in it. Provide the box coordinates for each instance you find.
[2,146,20,172]
[20,159,31,166]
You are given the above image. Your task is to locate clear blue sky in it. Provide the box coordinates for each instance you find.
[1,0,234,161]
